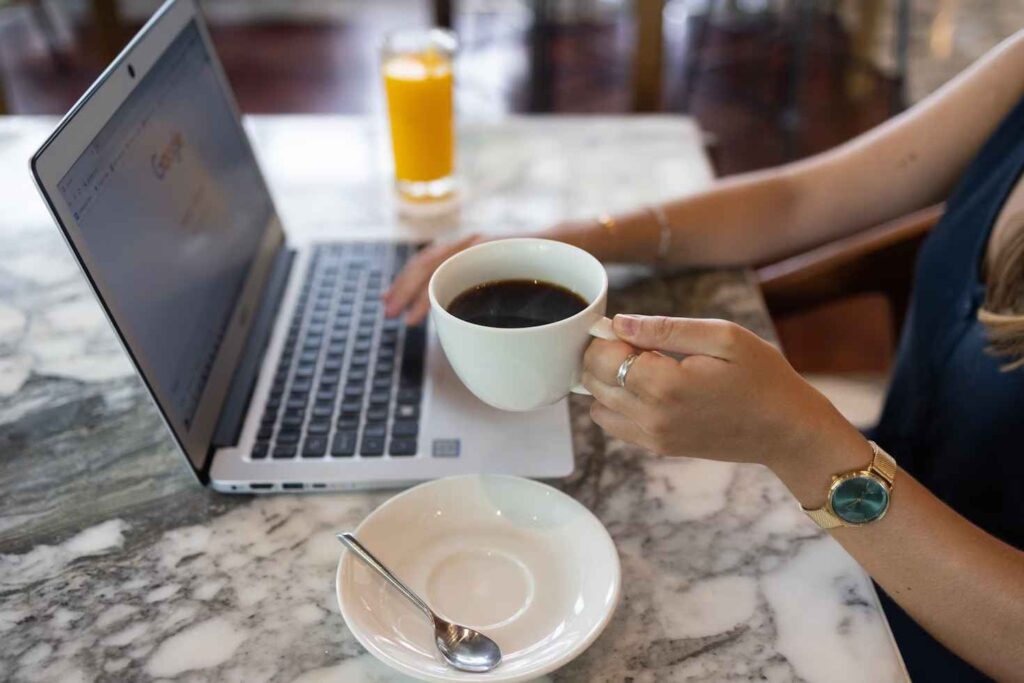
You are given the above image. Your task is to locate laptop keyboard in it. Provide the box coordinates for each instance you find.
[251,242,425,461]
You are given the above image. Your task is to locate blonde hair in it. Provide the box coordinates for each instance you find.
[979,215,1024,371]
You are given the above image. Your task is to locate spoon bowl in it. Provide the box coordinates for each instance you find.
[435,619,503,673]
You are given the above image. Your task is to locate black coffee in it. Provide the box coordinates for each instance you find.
[447,279,588,328]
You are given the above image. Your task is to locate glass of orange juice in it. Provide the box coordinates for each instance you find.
[381,29,457,202]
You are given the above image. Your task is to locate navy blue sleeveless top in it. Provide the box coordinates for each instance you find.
[868,95,1024,681]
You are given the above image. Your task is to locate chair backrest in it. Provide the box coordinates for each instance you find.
[756,203,945,334]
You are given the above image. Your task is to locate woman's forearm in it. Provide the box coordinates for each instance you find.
[772,425,1024,681]
[532,167,803,267]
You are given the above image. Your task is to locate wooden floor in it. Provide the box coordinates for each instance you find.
[0,7,900,372]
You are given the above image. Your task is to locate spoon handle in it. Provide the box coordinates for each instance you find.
[337,533,435,621]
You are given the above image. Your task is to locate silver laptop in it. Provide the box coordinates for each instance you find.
[30,0,574,493]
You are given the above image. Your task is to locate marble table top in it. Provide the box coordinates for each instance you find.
[0,115,906,682]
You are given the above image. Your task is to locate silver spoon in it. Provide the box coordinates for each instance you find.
[337,532,503,673]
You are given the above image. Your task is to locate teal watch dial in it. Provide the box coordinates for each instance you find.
[830,474,890,524]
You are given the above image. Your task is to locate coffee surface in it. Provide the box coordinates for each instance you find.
[446,279,588,328]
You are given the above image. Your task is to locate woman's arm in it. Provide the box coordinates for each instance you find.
[387,30,1024,320]
[581,315,1024,681]
[775,427,1024,683]
[557,28,1024,268]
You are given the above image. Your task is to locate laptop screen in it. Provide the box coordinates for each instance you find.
[56,20,272,430]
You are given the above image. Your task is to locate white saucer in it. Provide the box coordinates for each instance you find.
[336,474,621,682]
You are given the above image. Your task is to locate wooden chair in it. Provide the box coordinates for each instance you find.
[756,203,944,338]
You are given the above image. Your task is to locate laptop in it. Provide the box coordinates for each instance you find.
[30,0,574,493]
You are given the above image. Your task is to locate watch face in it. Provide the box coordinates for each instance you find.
[830,474,889,524]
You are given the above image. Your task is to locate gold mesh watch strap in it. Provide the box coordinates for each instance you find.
[802,505,845,529]
[801,440,896,530]
[869,441,897,484]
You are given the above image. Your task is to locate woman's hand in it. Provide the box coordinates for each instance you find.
[383,234,488,324]
[582,314,864,479]
[383,218,609,324]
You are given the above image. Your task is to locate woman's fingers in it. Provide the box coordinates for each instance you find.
[384,234,482,317]
[583,339,640,385]
[581,371,642,418]
[583,339,686,402]
[405,290,432,325]
[589,401,655,451]
[613,314,752,361]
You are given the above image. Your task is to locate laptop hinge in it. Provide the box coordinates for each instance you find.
[211,247,296,448]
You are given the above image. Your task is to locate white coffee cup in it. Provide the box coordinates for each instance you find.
[428,238,617,411]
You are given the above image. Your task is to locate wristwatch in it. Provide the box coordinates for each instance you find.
[802,440,897,529]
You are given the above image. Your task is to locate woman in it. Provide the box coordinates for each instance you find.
[384,31,1024,681]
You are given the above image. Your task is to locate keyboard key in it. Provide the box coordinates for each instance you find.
[316,390,336,402]
[396,404,419,420]
[272,444,297,459]
[303,437,328,458]
[375,360,394,374]
[332,431,357,456]
[350,355,369,368]
[363,422,386,438]
[369,391,390,405]
[398,388,421,404]
[348,369,367,382]
[312,405,333,419]
[360,437,385,456]
[367,406,388,422]
[390,439,417,456]
[286,398,307,410]
[340,401,362,415]
[336,416,359,430]
[372,377,392,390]
[307,421,330,435]
[251,442,269,459]
[400,325,426,387]
[392,420,418,437]
[282,415,303,428]
[277,431,300,444]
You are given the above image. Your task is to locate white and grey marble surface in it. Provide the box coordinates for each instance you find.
[0,115,907,682]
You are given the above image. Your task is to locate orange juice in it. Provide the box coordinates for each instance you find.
[383,50,454,185]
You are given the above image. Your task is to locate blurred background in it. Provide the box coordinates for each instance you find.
[0,0,1016,421]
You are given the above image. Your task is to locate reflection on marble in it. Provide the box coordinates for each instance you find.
[0,116,905,681]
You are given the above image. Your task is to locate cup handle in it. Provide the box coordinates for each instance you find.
[570,316,617,395]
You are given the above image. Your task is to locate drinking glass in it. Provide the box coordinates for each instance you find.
[381,28,457,201]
